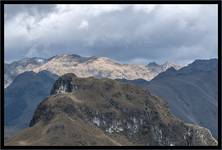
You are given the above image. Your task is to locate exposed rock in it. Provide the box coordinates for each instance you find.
[146,61,181,75]
[33,55,155,81]
[6,73,217,146]
[4,54,182,88]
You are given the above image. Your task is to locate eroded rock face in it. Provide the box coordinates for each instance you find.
[50,73,78,94]
[7,73,217,146]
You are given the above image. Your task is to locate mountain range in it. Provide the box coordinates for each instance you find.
[4,54,218,146]
[4,54,180,138]
[5,73,217,146]
[118,59,218,138]
[4,54,181,88]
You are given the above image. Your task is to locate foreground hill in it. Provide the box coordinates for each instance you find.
[119,59,218,138]
[6,73,217,146]
[4,71,58,137]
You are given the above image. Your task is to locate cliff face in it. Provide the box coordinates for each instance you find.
[6,73,218,146]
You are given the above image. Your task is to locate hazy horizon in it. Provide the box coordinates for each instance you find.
[4,52,218,66]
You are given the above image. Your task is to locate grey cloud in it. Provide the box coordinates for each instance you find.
[4,4,218,65]
[5,4,57,21]
[80,5,217,64]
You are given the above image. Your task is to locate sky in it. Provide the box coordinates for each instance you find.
[4,4,218,65]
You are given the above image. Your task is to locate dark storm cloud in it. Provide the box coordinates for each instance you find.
[4,4,218,64]
[5,4,57,21]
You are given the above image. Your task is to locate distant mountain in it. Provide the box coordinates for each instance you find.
[6,73,217,146]
[119,59,218,138]
[146,61,181,75]
[4,71,58,137]
[33,54,172,81]
[4,57,47,88]
[33,54,182,81]
[4,54,181,88]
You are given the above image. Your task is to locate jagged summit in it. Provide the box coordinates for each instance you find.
[147,62,159,67]
[50,73,78,95]
[50,73,121,95]
[162,61,179,70]
[146,61,181,76]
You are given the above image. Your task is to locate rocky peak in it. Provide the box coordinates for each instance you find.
[146,61,181,77]
[50,73,121,95]
[50,73,78,94]
[147,62,160,67]
[161,61,181,70]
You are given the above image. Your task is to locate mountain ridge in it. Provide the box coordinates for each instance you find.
[4,54,181,88]
[6,73,217,146]
[4,57,47,88]
[118,58,218,138]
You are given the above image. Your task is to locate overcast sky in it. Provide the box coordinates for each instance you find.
[4,4,218,65]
